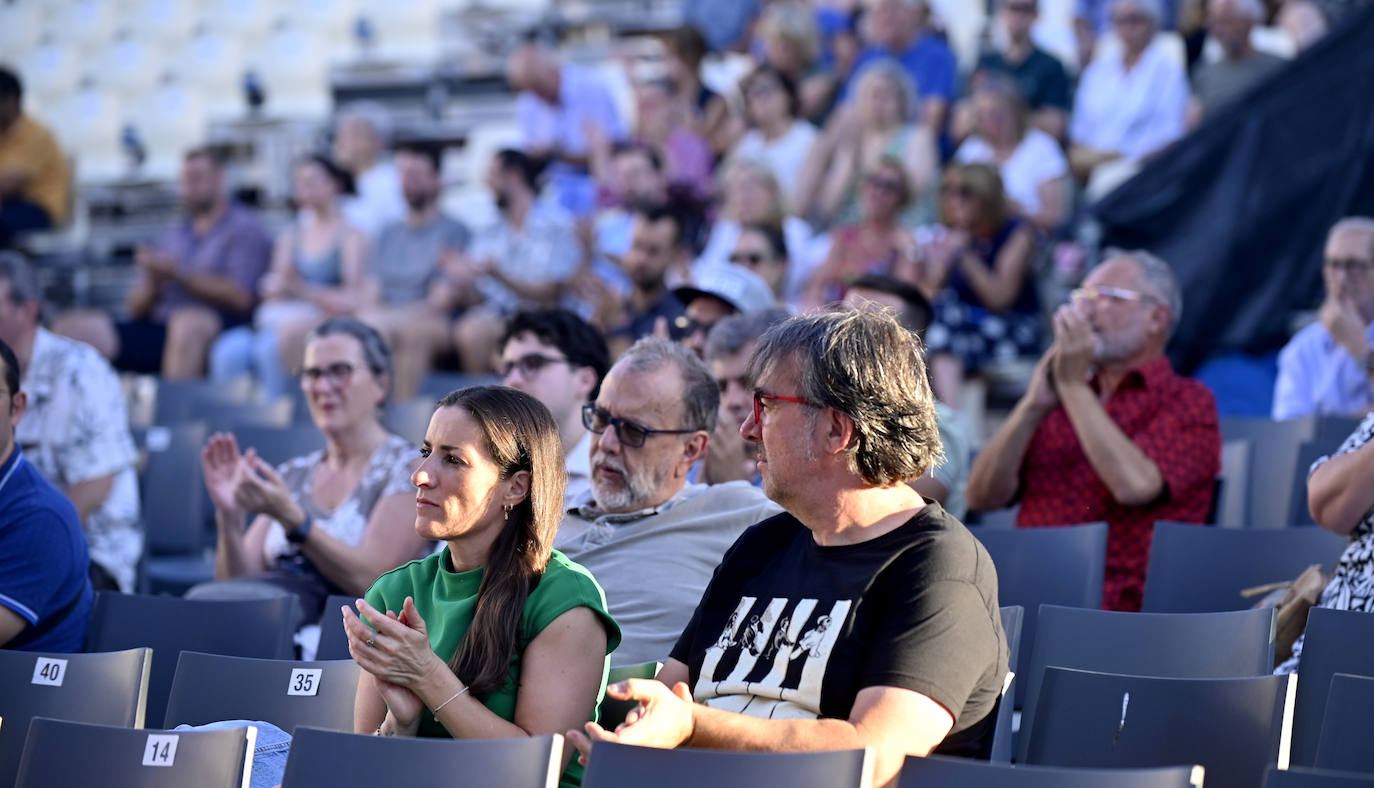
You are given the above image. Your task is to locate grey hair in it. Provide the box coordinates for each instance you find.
[746,310,943,486]
[757,2,821,68]
[1330,216,1374,257]
[618,336,720,433]
[1103,247,1182,337]
[853,58,919,123]
[337,101,392,144]
[307,317,395,404]
[1210,0,1264,20]
[1111,0,1163,25]
[704,307,793,363]
[0,251,42,306]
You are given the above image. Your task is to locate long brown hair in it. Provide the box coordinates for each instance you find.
[436,385,567,696]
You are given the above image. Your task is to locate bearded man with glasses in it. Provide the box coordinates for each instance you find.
[967,249,1220,612]
[1274,217,1374,420]
[555,336,780,666]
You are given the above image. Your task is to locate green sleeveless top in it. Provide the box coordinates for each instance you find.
[365,547,621,787]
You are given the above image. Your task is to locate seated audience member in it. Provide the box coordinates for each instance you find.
[842,273,971,520]
[557,337,782,665]
[801,59,937,231]
[212,154,372,400]
[498,308,612,506]
[1273,217,1374,420]
[594,204,691,357]
[673,264,778,358]
[1069,0,1189,186]
[0,253,140,592]
[1277,0,1329,52]
[1077,0,1178,33]
[191,318,428,631]
[55,148,273,379]
[622,77,715,202]
[1278,408,1374,673]
[568,311,1009,784]
[508,41,626,217]
[966,250,1220,612]
[920,163,1039,408]
[0,67,68,247]
[972,0,1072,141]
[733,65,819,213]
[955,74,1071,234]
[338,387,619,788]
[695,159,819,295]
[802,155,920,309]
[0,337,93,653]
[844,0,957,130]
[593,143,668,261]
[700,307,792,485]
[360,142,470,401]
[728,222,793,303]
[1188,0,1285,125]
[665,26,734,157]
[333,101,406,239]
[450,150,581,374]
[756,1,843,125]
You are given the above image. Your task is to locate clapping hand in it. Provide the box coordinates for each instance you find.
[1050,305,1095,390]
[566,679,696,765]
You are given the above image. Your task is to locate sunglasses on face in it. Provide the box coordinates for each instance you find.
[498,353,570,379]
[865,174,906,195]
[582,403,696,448]
[300,361,356,385]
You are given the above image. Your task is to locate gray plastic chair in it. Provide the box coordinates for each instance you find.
[315,594,357,661]
[582,740,872,788]
[988,605,1022,763]
[899,755,1204,787]
[1018,604,1276,762]
[1025,668,1296,788]
[138,421,210,594]
[972,523,1108,707]
[1265,767,1374,787]
[1290,608,1374,767]
[1314,673,1374,773]
[1220,416,1313,529]
[1141,521,1348,613]
[0,647,151,787]
[15,717,253,788]
[229,424,326,467]
[85,592,298,728]
[281,727,565,787]
[164,652,361,733]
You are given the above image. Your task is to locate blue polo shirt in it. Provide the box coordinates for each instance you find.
[845,34,958,104]
[0,447,93,652]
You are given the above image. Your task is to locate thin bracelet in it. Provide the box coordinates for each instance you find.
[431,685,471,714]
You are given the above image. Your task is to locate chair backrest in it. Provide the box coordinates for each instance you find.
[1314,673,1374,773]
[988,606,1023,763]
[899,755,1204,788]
[1286,442,1329,527]
[164,652,361,733]
[1018,604,1276,762]
[383,398,439,445]
[1219,417,1313,529]
[600,661,662,731]
[227,425,326,468]
[1290,607,1374,767]
[1141,522,1348,613]
[972,522,1108,707]
[15,717,253,788]
[1025,667,1296,788]
[153,379,253,425]
[1265,767,1374,787]
[85,592,298,728]
[1216,438,1251,526]
[581,740,873,788]
[0,648,151,787]
[1310,417,1362,454]
[281,727,565,787]
[139,422,208,555]
[315,594,356,661]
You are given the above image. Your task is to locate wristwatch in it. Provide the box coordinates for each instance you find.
[286,515,313,545]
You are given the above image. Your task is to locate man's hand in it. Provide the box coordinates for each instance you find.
[566,679,695,765]
[1025,347,1060,412]
[135,246,178,284]
[1050,305,1095,390]
[1319,295,1371,362]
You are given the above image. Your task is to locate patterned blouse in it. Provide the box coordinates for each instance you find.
[1279,412,1374,673]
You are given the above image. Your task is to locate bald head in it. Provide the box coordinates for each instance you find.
[1209,0,1262,56]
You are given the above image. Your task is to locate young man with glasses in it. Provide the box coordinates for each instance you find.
[967,249,1220,612]
[555,337,780,666]
[497,308,610,506]
[1274,217,1374,420]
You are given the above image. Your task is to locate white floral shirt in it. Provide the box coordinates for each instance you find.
[16,328,141,591]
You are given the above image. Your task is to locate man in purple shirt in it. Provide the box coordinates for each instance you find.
[54,148,272,378]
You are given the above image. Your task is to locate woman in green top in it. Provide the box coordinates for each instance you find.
[341,386,620,785]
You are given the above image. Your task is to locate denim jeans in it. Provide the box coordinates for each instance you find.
[176,720,292,788]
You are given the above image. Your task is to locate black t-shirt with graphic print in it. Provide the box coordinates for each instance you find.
[669,501,1008,758]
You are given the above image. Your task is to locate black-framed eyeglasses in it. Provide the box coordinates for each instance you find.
[498,353,570,379]
[1325,257,1374,275]
[582,403,696,448]
[728,252,768,266]
[299,361,356,385]
[752,391,821,425]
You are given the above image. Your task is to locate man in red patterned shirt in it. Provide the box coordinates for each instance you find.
[966,250,1219,611]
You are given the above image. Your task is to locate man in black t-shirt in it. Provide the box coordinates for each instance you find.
[569,310,1009,786]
